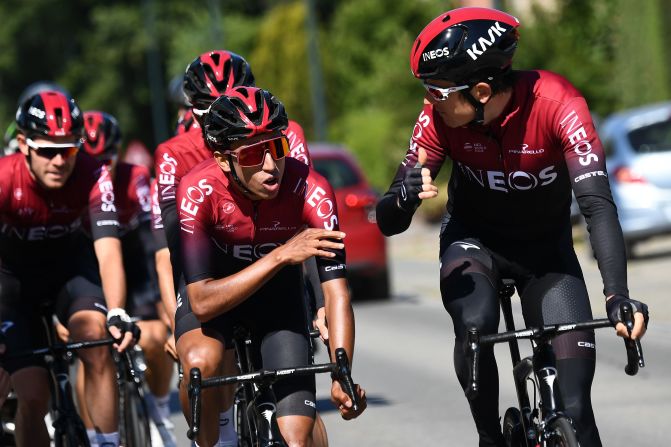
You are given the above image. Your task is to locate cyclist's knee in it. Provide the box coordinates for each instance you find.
[181,344,224,378]
[68,310,107,341]
[137,321,167,355]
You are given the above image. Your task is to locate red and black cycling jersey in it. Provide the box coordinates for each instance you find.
[178,157,346,295]
[377,70,628,296]
[150,178,167,250]
[108,161,151,235]
[155,121,311,285]
[0,152,119,269]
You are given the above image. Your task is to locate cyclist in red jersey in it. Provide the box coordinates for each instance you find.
[0,91,137,446]
[376,7,649,447]
[80,111,176,446]
[154,50,326,447]
[177,87,366,446]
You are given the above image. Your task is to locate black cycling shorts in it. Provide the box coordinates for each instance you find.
[0,268,108,374]
[175,285,317,419]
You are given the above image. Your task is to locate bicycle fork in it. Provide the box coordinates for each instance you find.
[248,385,286,446]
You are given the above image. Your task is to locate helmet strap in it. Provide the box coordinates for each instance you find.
[462,90,486,126]
[227,153,254,197]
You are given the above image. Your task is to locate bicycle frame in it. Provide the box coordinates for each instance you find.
[465,281,644,447]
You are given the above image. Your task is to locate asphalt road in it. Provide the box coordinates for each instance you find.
[170,221,671,446]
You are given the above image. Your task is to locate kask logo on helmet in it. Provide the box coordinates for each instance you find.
[466,22,508,61]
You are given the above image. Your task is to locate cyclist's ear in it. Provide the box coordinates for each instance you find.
[214,151,231,173]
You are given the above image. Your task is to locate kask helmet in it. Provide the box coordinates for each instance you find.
[204,86,287,151]
[15,90,84,138]
[82,111,121,159]
[410,7,519,84]
[183,50,255,111]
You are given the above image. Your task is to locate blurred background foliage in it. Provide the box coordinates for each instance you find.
[1,0,670,206]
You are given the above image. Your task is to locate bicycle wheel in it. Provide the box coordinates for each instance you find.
[235,384,257,447]
[119,381,151,447]
[544,416,579,447]
[502,407,525,447]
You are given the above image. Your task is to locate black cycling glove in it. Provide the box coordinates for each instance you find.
[106,308,141,342]
[397,165,424,212]
[606,294,649,329]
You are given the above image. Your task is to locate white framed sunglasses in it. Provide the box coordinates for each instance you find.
[422,82,470,101]
[26,138,82,159]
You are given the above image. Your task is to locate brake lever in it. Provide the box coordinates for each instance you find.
[621,303,645,376]
[334,347,359,412]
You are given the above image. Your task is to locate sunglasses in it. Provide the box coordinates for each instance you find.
[423,82,470,101]
[26,138,81,159]
[229,137,289,168]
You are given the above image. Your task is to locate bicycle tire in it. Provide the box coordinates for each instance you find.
[235,383,257,447]
[502,407,525,447]
[119,381,152,447]
[544,416,579,447]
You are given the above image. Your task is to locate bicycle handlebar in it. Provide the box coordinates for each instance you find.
[0,338,116,362]
[186,347,359,440]
[465,303,645,399]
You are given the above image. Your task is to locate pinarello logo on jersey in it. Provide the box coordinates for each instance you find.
[222,202,235,214]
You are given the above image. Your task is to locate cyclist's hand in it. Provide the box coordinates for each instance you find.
[313,306,328,342]
[331,379,367,420]
[106,308,141,352]
[278,228,345,265]
[606,294,649,339]
[0,344,10,407]
[54,320,70,342]
[397,146,438,212]
[164,333,178,361]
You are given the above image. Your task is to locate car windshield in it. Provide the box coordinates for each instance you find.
[313,157,360,189]
[628,118,671,153]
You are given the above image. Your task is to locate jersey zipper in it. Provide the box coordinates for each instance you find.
[251,201,259,240]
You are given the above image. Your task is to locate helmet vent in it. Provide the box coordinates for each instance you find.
[55,109,64,128]
[441,14,451,22]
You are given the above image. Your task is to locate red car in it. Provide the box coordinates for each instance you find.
[309,143,390,298]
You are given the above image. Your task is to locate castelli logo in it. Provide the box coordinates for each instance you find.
[222,202,235,214]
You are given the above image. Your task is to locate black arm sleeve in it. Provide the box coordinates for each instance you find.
[303,256,324,313]
[574,180,629,297]
[376,167,417,236]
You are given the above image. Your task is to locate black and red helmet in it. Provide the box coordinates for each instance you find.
[15,90,84,138]
[183,50,255,111]
[204,86,288,151]
[82,111,122,159]
[410,7,519,84]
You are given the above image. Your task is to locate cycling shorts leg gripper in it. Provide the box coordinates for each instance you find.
[55,275,108,324]
[260,330,316,419]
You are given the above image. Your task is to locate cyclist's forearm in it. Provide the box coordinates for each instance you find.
[155,247,177,330]
[94,236,127,310]
[323,278,355,363]
[376,193,415,236]
[186,254,285,321]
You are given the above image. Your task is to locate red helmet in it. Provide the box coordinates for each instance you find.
[183,50,255,111]
[204,87,287,151]
[15,91,84,138]
[410,7,519,83]
[82,111,121,160]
